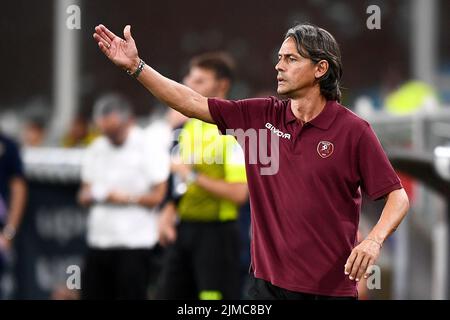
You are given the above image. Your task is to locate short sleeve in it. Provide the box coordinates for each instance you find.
[208,97,272,134]
[357,124,403,201]
[223,136,247,183]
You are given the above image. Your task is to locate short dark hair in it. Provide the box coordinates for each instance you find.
[285,23,343,102]
[189,52,236,83]
[93,93,133,121]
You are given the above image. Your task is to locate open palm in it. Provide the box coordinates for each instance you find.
[93,24,139,71]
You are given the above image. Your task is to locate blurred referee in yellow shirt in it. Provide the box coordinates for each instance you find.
[157,52,248,300]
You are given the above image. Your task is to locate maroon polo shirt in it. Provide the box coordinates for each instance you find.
[208,96,402,297]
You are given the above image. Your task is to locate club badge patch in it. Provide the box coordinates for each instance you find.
[317,141,334,158]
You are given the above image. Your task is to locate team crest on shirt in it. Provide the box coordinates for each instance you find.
[317,141,334,158]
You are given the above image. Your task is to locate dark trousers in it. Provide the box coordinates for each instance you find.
[156,221,241,300]
[248,275,357,300]
[81,248,154,300]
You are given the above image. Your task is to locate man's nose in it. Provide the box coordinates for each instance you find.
[275,60,284,72]
[275,62,280,71]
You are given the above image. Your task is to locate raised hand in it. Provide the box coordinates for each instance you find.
[93,24,140,71]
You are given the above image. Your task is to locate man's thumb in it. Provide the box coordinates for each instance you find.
[124,25,133,41]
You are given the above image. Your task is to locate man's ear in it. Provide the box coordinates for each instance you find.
[315,60,329,79]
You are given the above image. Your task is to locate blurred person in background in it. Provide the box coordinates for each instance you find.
[0,131,27,298]
[384,80,439,115]
[62,115,98,148]
[21,115,46,147]
[78,94,169,299]
[157,52,248,300]
[93,22,409,300]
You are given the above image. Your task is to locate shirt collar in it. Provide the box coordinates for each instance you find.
[285,100,339,130]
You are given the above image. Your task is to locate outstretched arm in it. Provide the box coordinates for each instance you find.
[93,24,213,123]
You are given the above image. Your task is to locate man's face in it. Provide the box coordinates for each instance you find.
[95,112,127,145]
[22,124,45,147]
[183,67,226,98]
[275,37,317,98]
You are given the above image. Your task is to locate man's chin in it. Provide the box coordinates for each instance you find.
[277,87,292,97]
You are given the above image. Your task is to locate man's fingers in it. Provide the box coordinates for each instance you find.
[364,258,375,279]
[123,25,133,42]
[93,33,110,48]
[94,26,111,45]
[98,42,110,57]
[349,253,364,280]
[169,227,177,242]
[159,220,176,247]
[160,228,176,247]
[158,224,168,246]
[345,251,357,275]
[355,255,370,282]
[99,24,117,41]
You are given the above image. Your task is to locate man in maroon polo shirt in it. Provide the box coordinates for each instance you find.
[93,22,409,299]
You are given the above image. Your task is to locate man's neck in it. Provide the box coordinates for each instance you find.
[290,92,327,124]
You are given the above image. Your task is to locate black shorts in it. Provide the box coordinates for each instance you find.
[156,221,240,300]
[248,274,357,300]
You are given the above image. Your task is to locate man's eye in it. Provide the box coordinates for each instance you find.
[289,57,296,62]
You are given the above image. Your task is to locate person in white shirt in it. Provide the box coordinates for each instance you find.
[78,94,169,299]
